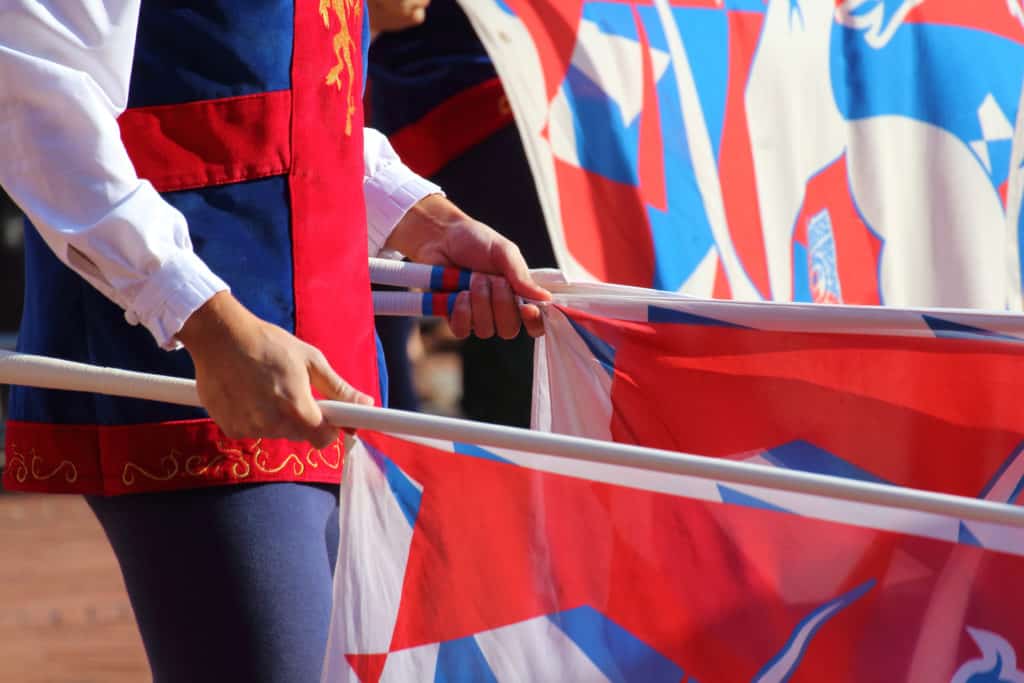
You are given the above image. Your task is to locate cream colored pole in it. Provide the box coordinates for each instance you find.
[3,349,1024,528]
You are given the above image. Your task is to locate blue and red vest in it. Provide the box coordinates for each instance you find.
[368,0,514,176]
[4,0,378,495]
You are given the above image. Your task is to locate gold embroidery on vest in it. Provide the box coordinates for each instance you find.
[122,453,181,486]
[116,438,345,487]
[253,448,306,476]
[305,441,344,469]
[186,442,254,480]
[6,445,78,485]
[319,0,361,135]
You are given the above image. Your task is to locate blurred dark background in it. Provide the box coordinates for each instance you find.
[0,191,23,334]
[1,191,25,473]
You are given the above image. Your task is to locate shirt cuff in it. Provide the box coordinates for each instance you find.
[365,162,443,257]
[124,250,230,350]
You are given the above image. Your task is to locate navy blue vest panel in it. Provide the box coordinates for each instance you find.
[368,0,496,134]
[11,177,294,426]
[128,0,294,107]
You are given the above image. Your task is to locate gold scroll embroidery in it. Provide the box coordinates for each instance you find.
[319,0,362,135]
[6,445,79,485]
[118,438,345,487]
[122,453,180,487]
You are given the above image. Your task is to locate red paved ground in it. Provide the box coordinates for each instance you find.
[0,492,149,682]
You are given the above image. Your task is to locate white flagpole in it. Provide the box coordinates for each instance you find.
[368,258,473,291]
[3,349,1024,528]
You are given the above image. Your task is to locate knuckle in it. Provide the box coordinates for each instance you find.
[471,274,490,296]
[499,320,521,340]
[309,347,328,366]
[494,278,513,298]
[334,381,355,399]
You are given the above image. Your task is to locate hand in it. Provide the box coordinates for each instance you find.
[368,0,430,35]
[383,194,552,340]
[176,292,374,448]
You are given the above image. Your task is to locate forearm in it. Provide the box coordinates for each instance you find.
[0,0,226,348]
[363,127,442,256]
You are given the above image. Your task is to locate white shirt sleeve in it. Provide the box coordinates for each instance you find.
[363,127,443,258]
[0,0,228,350]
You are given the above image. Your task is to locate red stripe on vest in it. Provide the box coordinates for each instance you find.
[388,77,514,178]
[289,0,380,404]
[119,91,291,193]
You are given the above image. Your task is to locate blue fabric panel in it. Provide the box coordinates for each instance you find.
[375,332,389,408]
[434,636,499,683]
[453,442,511,464]
[922,315,1023,343]
[10,176,295,426]
[566,316,616,377]
[550,605,684,683]
[10,219,102,425]
[762,440,889,484]
[167,177,295,332]
[368,0,496,134]
[716,485,790,514]
[128,0,293,107]
[362,441,422,528]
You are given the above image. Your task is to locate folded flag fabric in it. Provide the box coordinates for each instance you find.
[534,289,1024,503]
[323,431,1024,682]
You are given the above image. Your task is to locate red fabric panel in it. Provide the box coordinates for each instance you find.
[504,0,584,103]
[119,91,291,192]
[634,5,667,213]
[289,0,379,402]
[2,420,348,495]
[372,431,1024,680]
[793,153,882,304]
[555,158,655,287]
[387,78,515,178]
[903,0,1024,43]
[718,10,769,299]
[563,309,1024,498]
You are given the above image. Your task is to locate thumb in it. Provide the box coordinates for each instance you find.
[493,239,552,302]
[308,351,375,407]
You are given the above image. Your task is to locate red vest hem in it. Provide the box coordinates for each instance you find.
[3,419,346,496]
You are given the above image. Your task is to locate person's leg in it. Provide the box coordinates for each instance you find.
[87,482,340,683]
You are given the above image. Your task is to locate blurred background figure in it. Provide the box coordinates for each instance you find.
[0,192,23,334]
[1,190,23,467]
[368,0,557,427]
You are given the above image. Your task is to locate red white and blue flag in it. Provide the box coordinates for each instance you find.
[333,1,1024,678]
[324,425,1024,682]
[461,0,1024,309]
[533,288,1024,498]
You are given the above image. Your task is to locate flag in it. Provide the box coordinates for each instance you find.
[460,0,1024,308]
[323,431,1024,682]
[533,288,1024,501]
